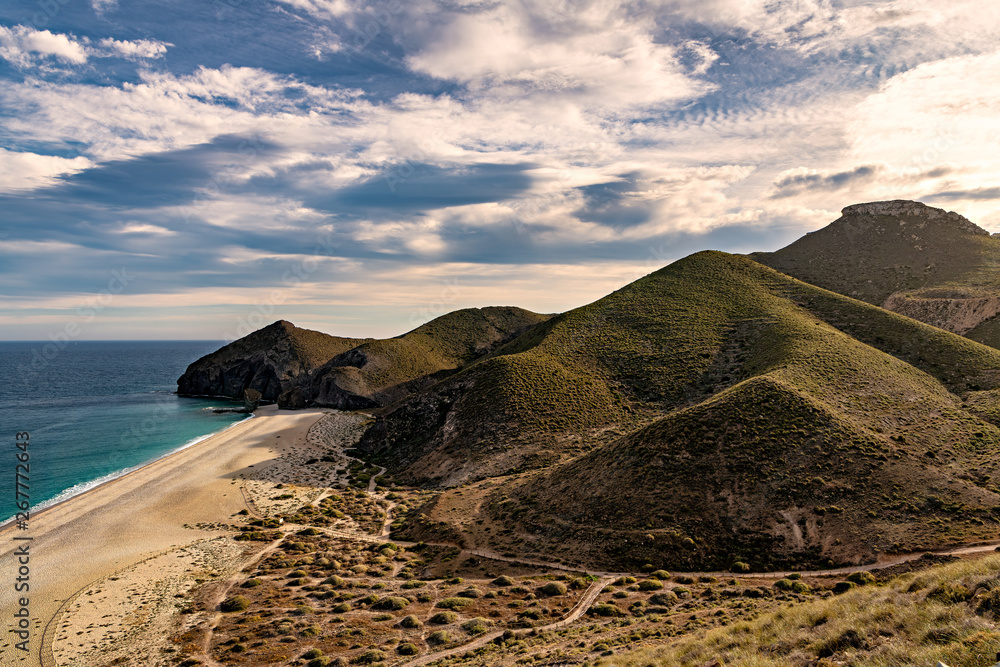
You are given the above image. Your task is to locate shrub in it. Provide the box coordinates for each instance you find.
[651,570,672,580]
[492,575,515,587]
[323,575,344,587]
[401,579,426,589]
[649,591,678,606]
[427,630,450,645]
[373,596,410,611]
[927,583,970,604]
[787,573,802,580]
[791,582,811,594]
[396,643,419,656]
[731,562,751,573]
[331,603,351,613]
[241,578,262,588]
[399,614,422,629]
[303,648,324,659]
[589,603,623,617]
[674,575,695,585]
[846,571,876,586]
[289,569,309,578]
[352,649,385,664]
[436,597,474,610]
[461,617,492,634]
[220,596,250,612]
[301,624,321,637]
[774,579,794,591]
[833,581,855,594]
[429,611,457,624]
[638,580,663,591]
[308,658,332,667]
[457,587,482,598]
[539,582,568,596]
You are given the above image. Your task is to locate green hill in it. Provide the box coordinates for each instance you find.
[752,200,1000,349]
[285,306,552,408]
[177,309,551,408]
[176,320,365,401]
[365,251,1000,570]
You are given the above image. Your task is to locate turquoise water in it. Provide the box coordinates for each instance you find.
[0,341,247,523]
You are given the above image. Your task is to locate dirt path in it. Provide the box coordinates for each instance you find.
[395,576,615,667]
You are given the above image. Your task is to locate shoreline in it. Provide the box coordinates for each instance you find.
[0,405,329,667]
[0,412,255,532]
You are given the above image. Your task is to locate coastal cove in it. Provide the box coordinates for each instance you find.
[0,404,329,667]
[0,341,249,522]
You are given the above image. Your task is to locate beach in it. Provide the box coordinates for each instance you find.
[0,405,329,667]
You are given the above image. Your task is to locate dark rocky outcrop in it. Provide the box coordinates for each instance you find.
[176,320,364,402]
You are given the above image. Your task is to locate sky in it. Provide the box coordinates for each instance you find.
[2,0,1000,341]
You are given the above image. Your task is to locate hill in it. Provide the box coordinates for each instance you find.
[281,306,552,408]
[176,308,550,408]
[176,320,365,402]
[364,251,1000,570]
[751,200,1000,348]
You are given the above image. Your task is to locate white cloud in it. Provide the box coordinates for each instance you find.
[91,0,118,14]
[0,148,92,192]
[0,25,88,67]
[96,38,171,60]
[405,3,710,112]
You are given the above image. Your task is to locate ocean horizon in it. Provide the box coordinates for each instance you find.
[0,340,248,523]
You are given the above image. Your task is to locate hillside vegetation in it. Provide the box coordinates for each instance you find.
[177,308,550,408]
[368,251,1000,570]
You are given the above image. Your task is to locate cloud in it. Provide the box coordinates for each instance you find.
[769,165,882,199]
[96,37,171,60]
[0,25,88,67]
[0,148,93,193]
[925,187,1000,202]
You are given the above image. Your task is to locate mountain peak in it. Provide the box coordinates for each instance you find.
[840,199,987,235]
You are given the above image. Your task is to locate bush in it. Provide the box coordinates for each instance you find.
[492,575,515,587]
[429,611,457,624]
[241,578,262,588]
[638,579,663,591]
[674,575,695,584]
[787,573,802,580]
[352,649,385,664]
[927,583,970,604]
[307,658,332,667]
[373,596,410,611]
[457,587,482,598]
[649,591,678,606]
[331,602,351,613]
[436,597,474,610]
[589,603,623,617]
[289,569,309,578]
[396,643,419,656]
[220,596,251,612]
[791,581,811,594]
[774,579,794,591]
[399,614,422,628]
[847,571,876,586]
[731,562,751,573]
[539,582,568,596]
[401,579,426,589]
[427,630,450,645]
[323,576,345,587]
[833,581,855,594]
[461,617,492,634]
[650,570,671,580]
[303,648,324,659]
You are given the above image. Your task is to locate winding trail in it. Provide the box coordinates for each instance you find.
[395,576,616,667]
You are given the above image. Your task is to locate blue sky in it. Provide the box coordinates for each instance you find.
[2,0,999,340]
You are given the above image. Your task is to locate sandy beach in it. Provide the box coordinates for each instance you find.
[0,405,329,667]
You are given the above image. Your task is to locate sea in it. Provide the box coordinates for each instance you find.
[0,340,248,524]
